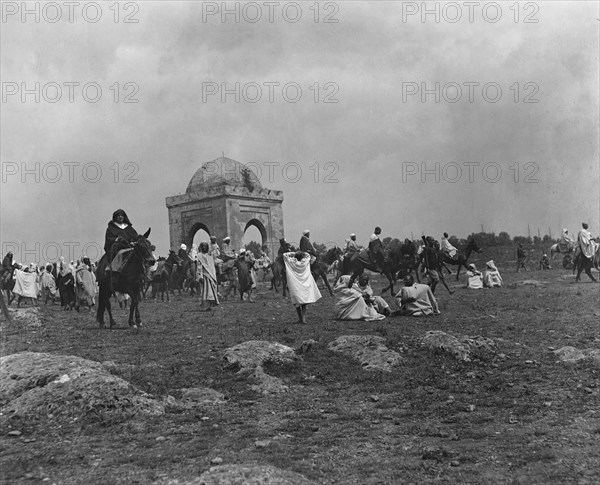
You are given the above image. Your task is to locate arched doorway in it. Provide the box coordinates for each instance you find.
[188,222,211,248]
[243,219,267,256]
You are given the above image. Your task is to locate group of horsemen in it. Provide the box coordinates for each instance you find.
[146,226,462,288]
[102,207,597,289]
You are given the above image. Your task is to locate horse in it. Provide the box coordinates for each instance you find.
[183,259,200,295]
[550,241,574,260]
[270,254,288,296]
[341,248,399,295]
[438,236,482,280]
[1,263,17,306]
[218,259,239,299]
[145,258,170,301]
[574,240,600,282]
[96,229,155,329]
[164,250,185,295]
[391,240,423,282]
[271,249,335,297]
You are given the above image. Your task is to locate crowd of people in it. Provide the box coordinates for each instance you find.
[2,212,597,324]
[1,254,97,310]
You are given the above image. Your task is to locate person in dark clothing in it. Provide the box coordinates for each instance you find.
[418,236,454,295]
[516,243,528,272]
[368,227,385,271]
[278,238,293,257]
[103,209,139,272]
[299,230,317,263]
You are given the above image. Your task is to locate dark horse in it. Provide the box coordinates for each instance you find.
[271,250,335,298]
[438,236,482,280]
[341,249,399,295]
[96,229,155,329]
[145,258,170,301]
[164,250,185,295]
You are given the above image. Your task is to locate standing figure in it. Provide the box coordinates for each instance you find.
[234,250,255,302]
[75,258,96,311]
[197,242,219,310]
[516,243,528,272]
[283,250,322,324]
[575,222,598,282]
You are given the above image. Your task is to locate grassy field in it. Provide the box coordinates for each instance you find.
[1,254,599,484]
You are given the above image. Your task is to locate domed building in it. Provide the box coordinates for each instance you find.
[165,157,284,256]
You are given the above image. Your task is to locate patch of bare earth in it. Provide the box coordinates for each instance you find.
[1,265,599,484]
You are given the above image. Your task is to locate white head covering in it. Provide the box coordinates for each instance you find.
[180,244,187,251]
[303,230,310,236]
[350,233,356,237]
[486,260,498,271]
[223,237,231,242]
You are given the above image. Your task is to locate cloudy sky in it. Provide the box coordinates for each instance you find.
[1,1,598,261]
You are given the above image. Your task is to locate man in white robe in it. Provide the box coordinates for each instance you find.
[283,251,322,324]
[334,275,385,321]
[441,233,458,259]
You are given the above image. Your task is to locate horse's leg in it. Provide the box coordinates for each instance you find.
[134,290,142,325]
[318,271,333,296]
[128,294,136,326]
[96,284,106,326]
[380,272,394,295]
[439,274,454,294]
[348,267,362,289]
[455,261,463,281]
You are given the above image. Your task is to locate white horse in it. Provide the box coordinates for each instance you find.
[549,242,574,260]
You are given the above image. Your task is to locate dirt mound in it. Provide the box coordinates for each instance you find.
[223,341,300,395]
[422,331,498,362]
[0,352,165,421]
[7,307,42,328]
[162,464,315,484]
[328,335,403,372]
[553,346,600,363]
[223,340,300,370]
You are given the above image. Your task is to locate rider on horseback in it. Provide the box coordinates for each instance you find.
[344,234,362,257]
[178,244,188,261]
[559,228,575,253]
[104,209,139,273]
[441,232,458,259]
[368,227,385,272]
[278,238,293,256]
[299,230,317,264]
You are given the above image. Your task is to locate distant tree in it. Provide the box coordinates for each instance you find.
[245,241,261,257]
[498,232,511,246]
[542,234,553,244]
[533,236,542,246]
[513,236,531,246]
